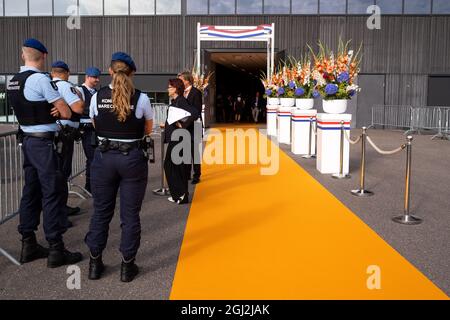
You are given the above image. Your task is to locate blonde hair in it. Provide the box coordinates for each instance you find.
[111,61,135,122]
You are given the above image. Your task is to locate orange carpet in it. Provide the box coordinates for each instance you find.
[170,125,448,300]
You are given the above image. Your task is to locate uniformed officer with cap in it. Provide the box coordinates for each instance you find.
[85,52,153,282]
[50,60,85,221]
[7,38,83,267]
[76,67,101,193]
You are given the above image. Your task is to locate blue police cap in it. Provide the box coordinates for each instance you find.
[51,60,70,72]
[111,52,136,72]
[23,38,48,54]
[86,67,101,77]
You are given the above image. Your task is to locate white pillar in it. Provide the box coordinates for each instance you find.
[291,109,317,155]
[277,106,293,144]
[316,113,352,174]
[266,102,279,136]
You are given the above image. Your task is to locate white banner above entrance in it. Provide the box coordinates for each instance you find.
[196,23,275,79]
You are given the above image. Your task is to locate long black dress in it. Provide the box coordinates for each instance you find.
[163,95,199,201]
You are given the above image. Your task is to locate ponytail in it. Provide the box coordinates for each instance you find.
[111,61,135,122]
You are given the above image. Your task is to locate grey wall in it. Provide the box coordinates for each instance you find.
[1,15,450,108]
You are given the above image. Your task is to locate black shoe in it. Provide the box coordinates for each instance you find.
[177,193,189,204]
[121,259,139,282]
[66,206,82,216]
[20,234,49,264]
[47,241,83,268]
[88,254,105,280]
[191,178,200,185]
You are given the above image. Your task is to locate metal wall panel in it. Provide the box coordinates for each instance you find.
[0,15,449,107]
[429,17,450,74]
[385,74,428,107]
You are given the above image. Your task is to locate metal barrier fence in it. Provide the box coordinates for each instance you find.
[371,105,450,139]
[152,103,169,133]
[68,140,91,199]
[0,130,22,225]
[370,105,414,132]
[0,130,22,265]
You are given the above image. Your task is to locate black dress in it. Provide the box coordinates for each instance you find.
[163,95,199,201]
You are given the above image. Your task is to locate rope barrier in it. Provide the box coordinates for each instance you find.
[366,136,406,155]
[343,129,361,145]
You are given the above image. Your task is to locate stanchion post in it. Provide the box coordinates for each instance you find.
[393,136,422,225]
[153,128,170,196]
[332,121,351,179]
[302,117,315,159]
[351,127,374,197]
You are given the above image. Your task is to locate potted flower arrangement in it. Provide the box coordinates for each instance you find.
[277,64,296,107]
[292,56,319,110]
[309,39,362,114]
[261,73,280,106]
[191,66,214,94]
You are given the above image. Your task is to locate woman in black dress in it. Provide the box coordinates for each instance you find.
[163,78,198,204]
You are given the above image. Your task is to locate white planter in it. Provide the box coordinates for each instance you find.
[267,97,280,105]
[322,99,348,114]
[295,98,314,110]
[280,98,295,107]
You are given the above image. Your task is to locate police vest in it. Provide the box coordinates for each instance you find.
[80,85,95,119]
[94,87,145,140]
[53,80,81,123]
[7,71,55,126]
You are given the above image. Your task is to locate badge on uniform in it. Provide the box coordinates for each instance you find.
[50,81,59,91]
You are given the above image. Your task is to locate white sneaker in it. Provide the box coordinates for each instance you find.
[168,197,176,203]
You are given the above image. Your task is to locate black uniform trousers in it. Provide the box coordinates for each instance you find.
[80,124,96,192]
[164,140,189,200]
[18,136,67,242]
[85,148,148,260]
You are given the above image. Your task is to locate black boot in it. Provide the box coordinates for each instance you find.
[120,258,139,283]
[20,234,49,264]
[88,253,105,280]
[66,206,82,217]
[47,241,83,268]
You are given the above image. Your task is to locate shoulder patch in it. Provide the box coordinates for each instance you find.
[50,81,59,91]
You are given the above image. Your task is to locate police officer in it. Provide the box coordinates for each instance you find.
[76,67,100,193]
[85,52,153,282]
[7,39,83,267]
[51,61,85,220]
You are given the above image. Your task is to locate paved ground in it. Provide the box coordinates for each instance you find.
[278,128,450,296]
[0,124,449,299]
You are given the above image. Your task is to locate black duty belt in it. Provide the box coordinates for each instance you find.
[23,132,56,140]
[97,139,141,155]
[79,123,94,129]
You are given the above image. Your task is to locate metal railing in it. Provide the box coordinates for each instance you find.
[151,103,169,133]
[370,105,450,139]
[370,105,414,132]
[0,129,22,225]
[68,140,91,199]
[0,129,22,265]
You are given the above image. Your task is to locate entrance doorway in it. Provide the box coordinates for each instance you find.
[205,50,284,124]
